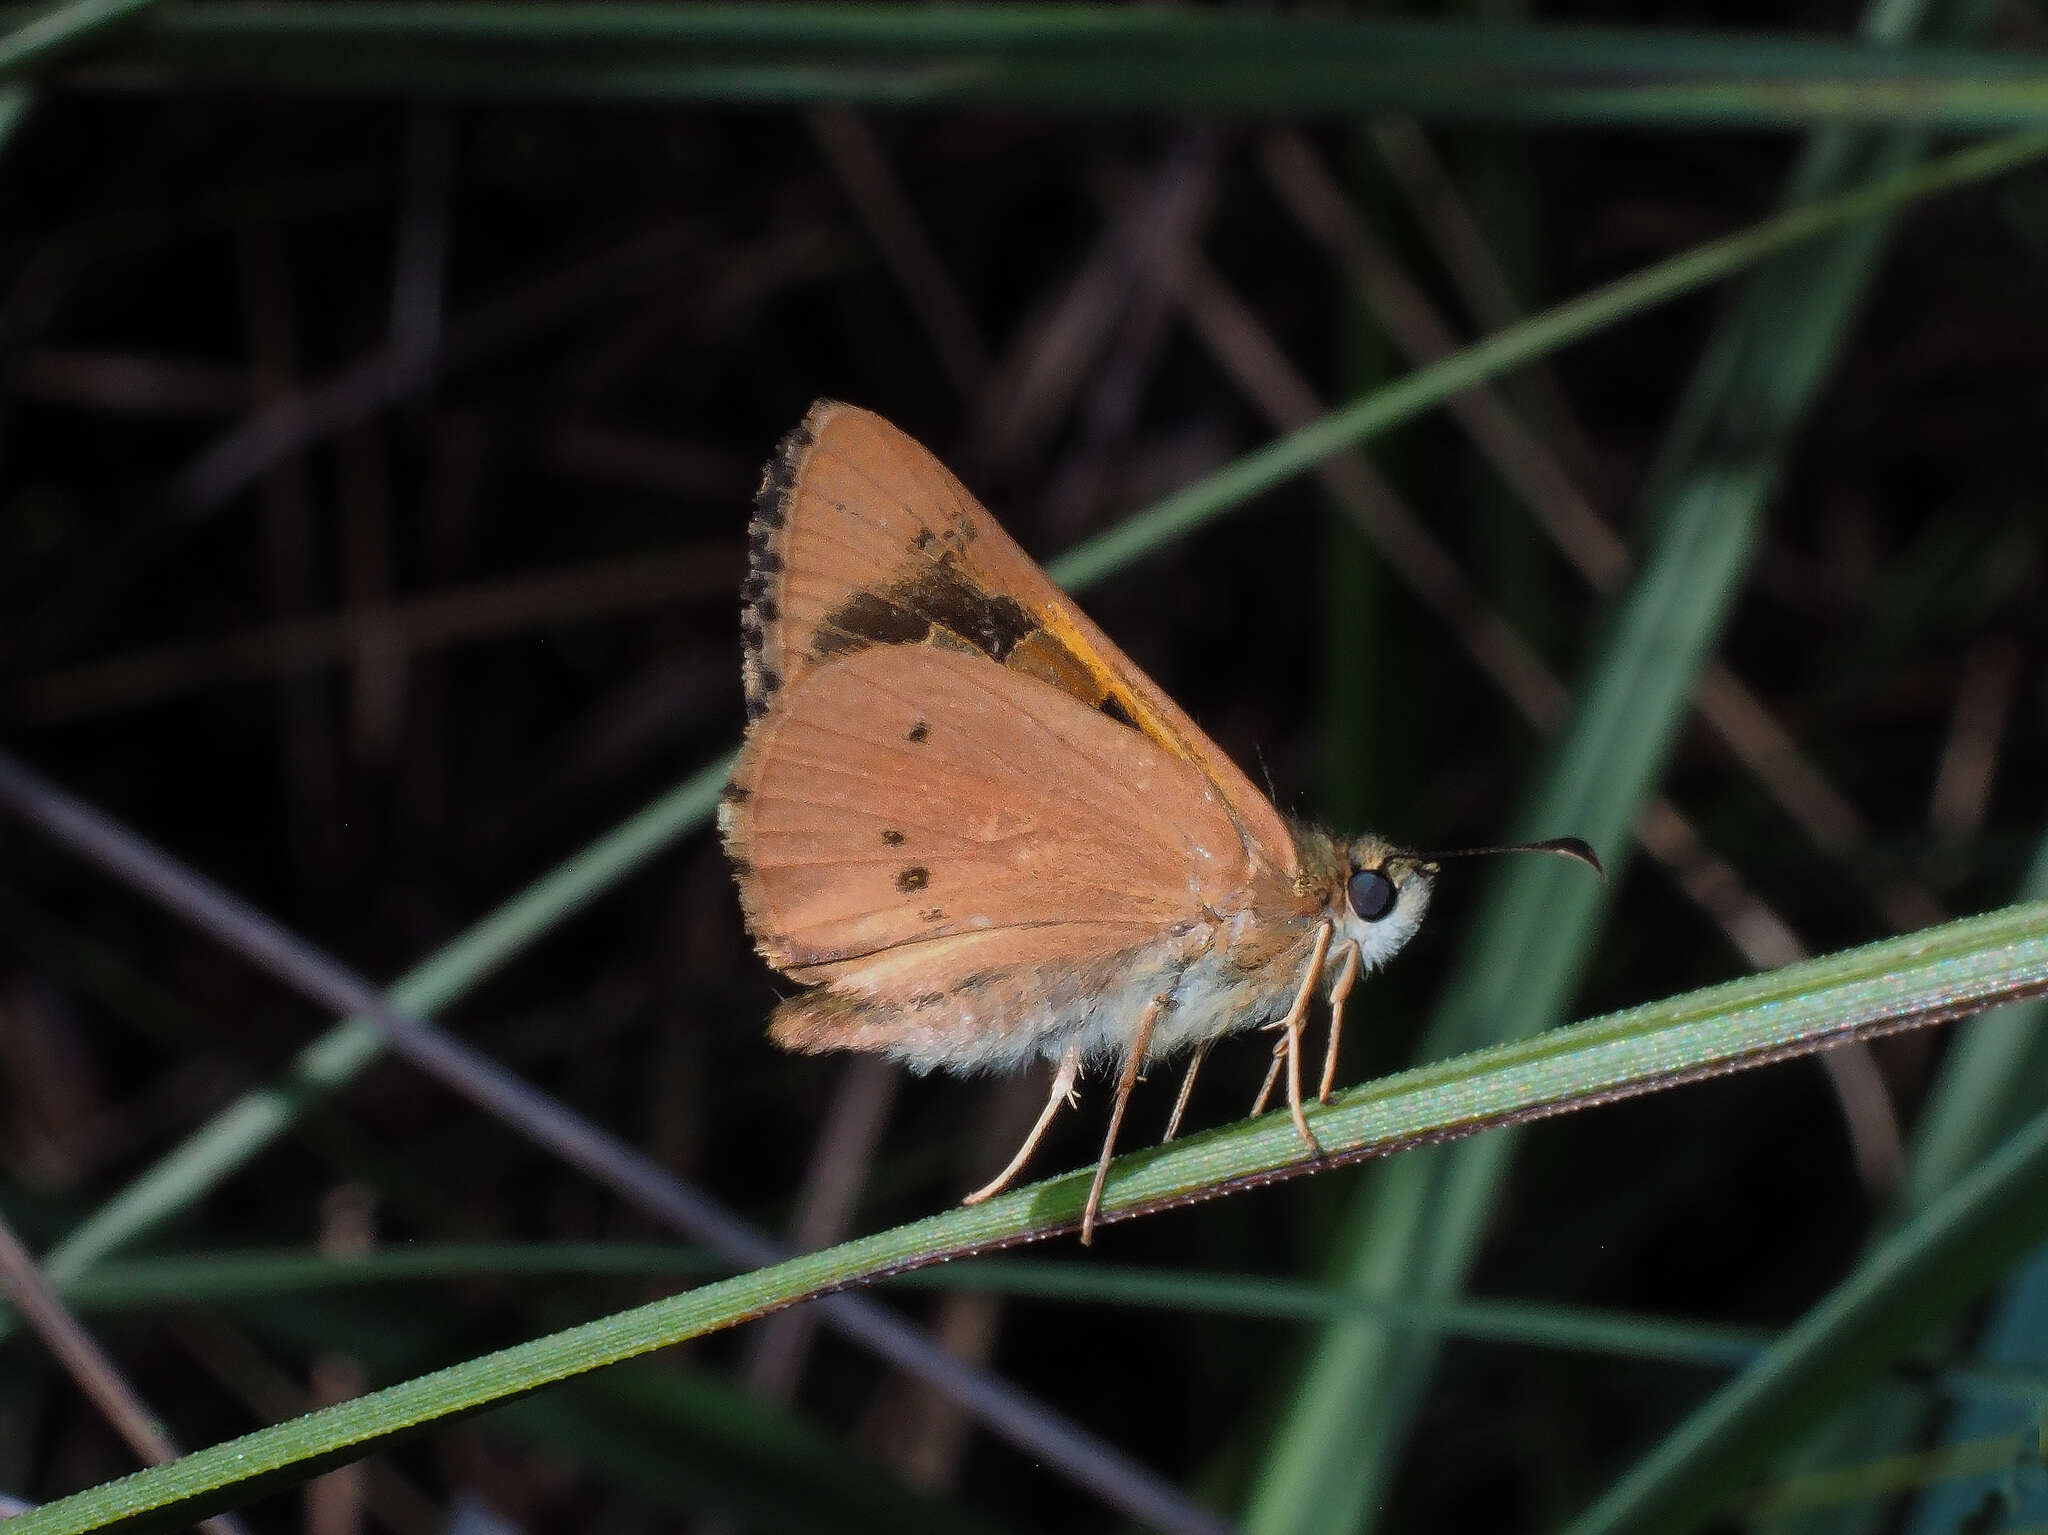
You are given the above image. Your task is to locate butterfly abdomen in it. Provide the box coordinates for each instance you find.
[768,936,1231,1078]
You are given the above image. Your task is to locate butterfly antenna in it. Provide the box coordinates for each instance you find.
[1422,836,1605,880]
[1253,743,1280,809]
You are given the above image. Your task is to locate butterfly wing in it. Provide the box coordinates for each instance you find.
[723,643,1260,1068]
[727,642,1250,978]
[740,400,1297,877]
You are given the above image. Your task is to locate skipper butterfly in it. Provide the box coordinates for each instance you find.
[720,403,1597,1242]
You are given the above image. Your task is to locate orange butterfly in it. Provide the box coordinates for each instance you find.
[720,403,1597,1242]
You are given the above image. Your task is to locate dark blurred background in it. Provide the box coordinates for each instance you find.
[2,4,2047,1532]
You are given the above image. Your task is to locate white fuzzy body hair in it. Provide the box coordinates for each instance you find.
[876,857,1435,1079]
[1332,871,1433,976]
[859,918,1283,1078]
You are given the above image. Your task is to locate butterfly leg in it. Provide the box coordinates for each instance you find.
[962,1040,1082,1207]
[1318,940,1363,1104]
[1162,1039,1213,1144]
[1250,1046,1283,1120]
[1249,923,1334,1150]
[1081,992,1167,1245]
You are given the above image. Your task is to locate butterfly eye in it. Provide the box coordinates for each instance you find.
[1347,867,1397,922]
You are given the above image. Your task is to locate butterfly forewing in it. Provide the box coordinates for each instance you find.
[740,401,1298,876]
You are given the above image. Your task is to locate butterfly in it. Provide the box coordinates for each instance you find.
[719,402,1599,1243]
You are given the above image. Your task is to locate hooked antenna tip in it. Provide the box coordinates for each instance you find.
[1424,836,1605,882]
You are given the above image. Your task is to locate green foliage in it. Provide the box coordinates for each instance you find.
[12,898,2047,1533]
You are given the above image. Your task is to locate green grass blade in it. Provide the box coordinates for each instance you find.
[29,5,2048,128]
[1241,7,1979,1524]
[41,1245,729,1308]
[30,1245,1770,1370]
[9,899,2047,1534]
[1751,1430,2039,1520]
[44,1239,2048,1404]
[0,77,35,150]
[905,1262,1771,1369]
[0,0,159,73]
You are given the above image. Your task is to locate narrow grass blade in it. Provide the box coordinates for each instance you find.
[47,1246,2048,1407]
[0,0,160,74]
[27,1246,1770,1370]
[38,1245,729,1309]
[1752,1431,2040,1521]
[7,897,2046,1534]
[29,5,2048,129]
[1240,2,1985,1524]
[0,78,34,152]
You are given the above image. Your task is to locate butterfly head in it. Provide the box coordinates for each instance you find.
[1327,834,1437,969]
[1298,829,1603,971]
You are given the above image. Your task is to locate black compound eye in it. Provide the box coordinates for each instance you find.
[1347,867,1397,922]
